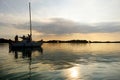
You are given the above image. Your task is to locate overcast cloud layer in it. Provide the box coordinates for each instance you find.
[16,18,120,35]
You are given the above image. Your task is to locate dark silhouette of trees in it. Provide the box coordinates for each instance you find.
[44,40,88,43]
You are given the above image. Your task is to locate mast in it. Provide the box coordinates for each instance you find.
[29,2,32,40]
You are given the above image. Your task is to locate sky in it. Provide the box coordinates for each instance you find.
[0,0,120,41]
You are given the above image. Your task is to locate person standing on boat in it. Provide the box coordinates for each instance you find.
[28,34,32,42]
[19,35,26,41]
[15,35,18,42]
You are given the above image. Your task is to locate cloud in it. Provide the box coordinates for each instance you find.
[0,13,28,25]
[0,17,119,35]
[16,18,120,35]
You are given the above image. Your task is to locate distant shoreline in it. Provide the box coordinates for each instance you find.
[44,40,120,43]
[90,41,120,43]
[0,38,120,43]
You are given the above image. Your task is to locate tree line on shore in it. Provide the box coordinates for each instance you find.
[0,38,120,43]
[44,40,88,43]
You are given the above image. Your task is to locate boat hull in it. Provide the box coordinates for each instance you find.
[9,41,43,48]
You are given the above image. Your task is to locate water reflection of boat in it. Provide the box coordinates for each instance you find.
[9,46,43,80]
[9,47,43,59]
[9,2,43,48]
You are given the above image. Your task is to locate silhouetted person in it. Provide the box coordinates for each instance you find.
[22,35,26,40]
[20,35,26,41]
[41,39,43,41]
[15,35,18,42]
[28,34,32,42]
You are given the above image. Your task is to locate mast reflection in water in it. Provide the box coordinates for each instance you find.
[9,47,43,80]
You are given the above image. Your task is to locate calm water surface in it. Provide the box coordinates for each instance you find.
[0,43,120,80]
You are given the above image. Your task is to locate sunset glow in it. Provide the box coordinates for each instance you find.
[0,0,120,41]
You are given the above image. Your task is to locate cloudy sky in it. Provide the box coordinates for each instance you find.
[0,0,120,41]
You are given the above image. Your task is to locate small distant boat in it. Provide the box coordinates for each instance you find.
[9,2,43,48]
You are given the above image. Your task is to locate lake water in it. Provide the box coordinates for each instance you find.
[0,43,120,80]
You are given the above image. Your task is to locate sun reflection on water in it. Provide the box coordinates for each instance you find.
[64,66,83,80]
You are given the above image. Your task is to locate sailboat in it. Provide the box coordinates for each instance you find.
[9,2,43,48]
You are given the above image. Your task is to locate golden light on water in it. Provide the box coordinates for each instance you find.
[69,67,79,78]
[43,43,120,55]
[64,67,82,80]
